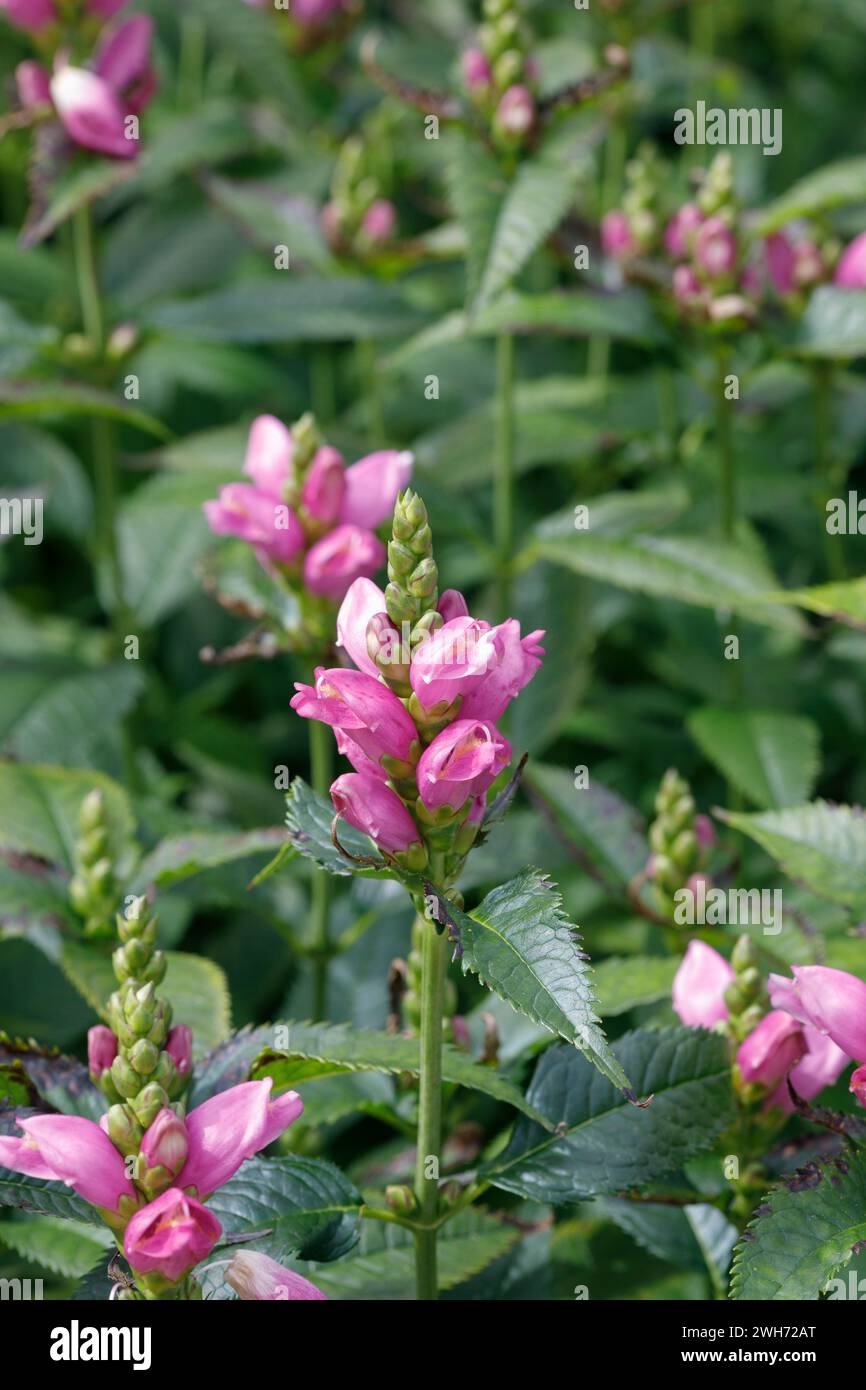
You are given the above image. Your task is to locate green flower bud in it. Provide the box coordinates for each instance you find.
[79,789,107,835]
[385,1184,418,1215]
[129,1082,169,1129]
[128,1038,160,1076]
[106,1104,144,1156]
[110,1055,143,1100]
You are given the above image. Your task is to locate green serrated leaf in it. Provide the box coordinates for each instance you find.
[688,706,821,809]
[717,801,866,915]
[252,1020,552,1128]
[444,131,505,308]
[484,1027,734,1204]
[473,158,580,315]
[206,1155,362,1264]
[731,1151,866,1299]
[0,1213,112,1277]
[441,869,631,1093]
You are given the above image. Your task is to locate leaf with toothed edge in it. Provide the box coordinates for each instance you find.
[430,869,633,1094]
[285,778,393,878]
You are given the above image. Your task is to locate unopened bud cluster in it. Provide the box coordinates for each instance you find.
[321,133,397,258]
[68,789,119,940]
[725,935,768,1049]
[649,769,712,921]
[462,0,537,151]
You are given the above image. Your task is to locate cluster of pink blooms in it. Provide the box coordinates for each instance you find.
[0,1021,324,1298]
[291,572,544,864]
[673,942,866,1111]
[7,3,156,161]
[764,225,866,296]
[203,414,413,603]
[460,0,538,150]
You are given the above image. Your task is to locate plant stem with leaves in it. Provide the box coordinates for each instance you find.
[413,903,447,1300]
[309,712,334,1021]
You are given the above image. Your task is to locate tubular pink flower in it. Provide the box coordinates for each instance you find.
[87,1024,118,1078]
[360,199,397,245]
[294,0,344,22]
[166,1024,193,1076]
[242,414,294,500]
[834,231,866,289]
[334,726,386,779]
[140,1108,189,1180]
[737,1011,806,1088]
[458,620,545,723]
[672,263,704,305]
[671,940,733,1029]
[340,450,413,531]
[462,47,492,92]
[494,84,535,139]
[765,230,797,294]
[336,577,387,676]
[300,446,346,525]
[767,1028,849,1112]
[303,524,386,602]
[0,0,55,30]
[15,60,51,109]
[410,617,497,711]
[768,965,866,1061]
[850,1063,866,1108]
[331,772,421,854]
[178,1079,302,1199]
[203,483,305,566]
[94,15,157,115]
[227,1250,327,1301]
[438,589,469,622]
[416,719,511,813]
[664,202,703,258]
[693,216,737,278]
[0,1114,135,1212]
[291,667,418,769]
[601,210,634,260]
[124,1188,221,1283]
[50,66,136,160]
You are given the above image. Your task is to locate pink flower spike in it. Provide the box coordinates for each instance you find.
[178,1079,302,1199]
[291,666,417,770]
[50,66,136,160]
[601,210,633,260]
[769,965,866,1061]
[124,1188,221,1283]
[301,445,346,526]
[242,414,294,499]
[331,772,421,854]
[303,524,386,602]
[227,1250,327,1301]
[17,1114,135,1211]
[336,577,388,676]
[671,940,733,1029]
[834,231,866,289]
[416,719,511,813]
[410,616,496,711]
[664,202,703,258]
[458,620,545,723]
[767,1027,849,1111]
[737,1011,806,1089]
[341,450,414,530]
[203,483,304,566]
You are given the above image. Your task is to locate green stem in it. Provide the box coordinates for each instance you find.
[494,332,515,623]
[309,714,333,1021]
[413,909,447,1301]
[714,345,735,543]
[178,15,207,108]
[356,338,385,448]
[813,363,845,581]
[311,345,337,426]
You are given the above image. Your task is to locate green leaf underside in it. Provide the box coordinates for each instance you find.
[285,779,391,878]
[484,1028,733,1204]
[251,1020,553,1129]
[130,827,287,892]
[442,869,631,1093]
[718,801,866,915]
[731,1151,866,1300]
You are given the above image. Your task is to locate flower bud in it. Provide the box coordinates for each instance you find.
[106,1103,144,1156]
[165,1025,193,1076]
[225,1250,326,1301]
[385,1185,418,1214]
[129,1082,170,1129]
[140,1108,189,1181]
[87,1025,118,1079]
[128,1038,160,1076]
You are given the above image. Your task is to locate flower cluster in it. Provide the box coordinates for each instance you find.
[10,5,156,162]
[291,490,544,882]
[660,155,761,327]
[673,940,866,1113]
[461,0,537,152]
[321,132,398,261]
[0,858,307,1298]
[646,768,714,921]
[203,412,413,604]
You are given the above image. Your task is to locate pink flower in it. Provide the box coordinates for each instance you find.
[340,449,413,531]
[242,415,294,500]
[834,231,866,289]
[494,85,535,139]
[50,66,135,160]
[601,210,634,260]
[303,524,386,602]
[294,0,344,22]
[331,772,421,854]
[203,483,305,567]
[15,60,51,109]
[693,217,737,278]
[336,577,387,677]
[737,1011,806,1088]
[140,1109,189,1181]
[93,16,157,116]
[166,1024,193,1076]
[301,446,346,526]
[768,965,866,1061]
[438,589,469,622]
[766,1028,849,1112]
[178,1079,302,1199]
[87,1024,117,1078]
[226,1250,326,1301]
[0,0,55,30]
[671,940,733,1029]
[851,1063,866,1108]
[458,620,545,722]
[90,0,127,15]
[765,231,797,294]
[416,719,511,813]
[672,264,704,305]
[360,199,397,245]
[291,667,418,772]
[462,47,492,92]
[410,617,497,711]
[124,1188,221,1284]
[664,202,703,258]
[0,1114,134,1212]
[694,814,715,850]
